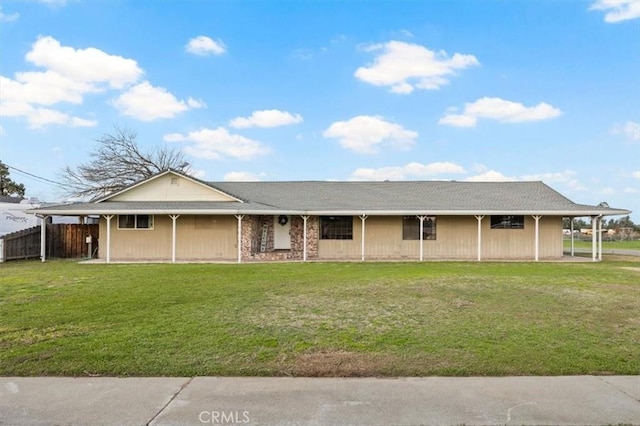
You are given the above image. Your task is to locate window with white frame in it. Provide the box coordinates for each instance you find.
[117,214,154,230]
[402,216,437,240]
[490,215,524,229]
[320,216,353,240]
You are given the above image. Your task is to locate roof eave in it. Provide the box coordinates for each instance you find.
[306,209,632,216]
[26,207,632,217]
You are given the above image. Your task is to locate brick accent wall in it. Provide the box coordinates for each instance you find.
[241,215,318,261]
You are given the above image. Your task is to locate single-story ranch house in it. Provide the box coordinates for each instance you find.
[30,170,630,263]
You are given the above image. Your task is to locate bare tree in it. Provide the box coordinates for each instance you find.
[61,126,190,200]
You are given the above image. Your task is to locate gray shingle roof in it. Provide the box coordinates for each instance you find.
[29,177,631,216]
[211,181,590,212]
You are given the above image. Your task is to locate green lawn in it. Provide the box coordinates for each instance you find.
[1,259,639,377]
[563,239,640,250]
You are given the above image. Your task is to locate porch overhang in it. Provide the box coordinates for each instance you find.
[28,206,631,218]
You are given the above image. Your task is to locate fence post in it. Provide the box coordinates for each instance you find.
[40,219,47,262]
[0,238,4,263]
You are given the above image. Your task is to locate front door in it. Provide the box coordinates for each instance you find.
[273,215,291,249]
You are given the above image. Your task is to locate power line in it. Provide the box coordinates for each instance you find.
[3,163,67,188]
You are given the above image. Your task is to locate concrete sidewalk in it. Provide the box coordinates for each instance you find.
[1,376,638,425]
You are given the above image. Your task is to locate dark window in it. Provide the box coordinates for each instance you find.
[118,215,136,229]
[320,216,353,240]
[118,214,154,230]
[403,216,437,240]
[490,215,524,229]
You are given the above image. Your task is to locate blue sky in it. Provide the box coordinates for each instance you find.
[0,0,639,220]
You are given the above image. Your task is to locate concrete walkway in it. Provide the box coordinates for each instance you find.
[1,376,639,425]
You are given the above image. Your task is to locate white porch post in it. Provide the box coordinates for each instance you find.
[104,215,114,263]
[170,215,180,263]
[301,215,309,261]
[591,216,597,262]
[475,215,484,261]
[570,217,575,257]
[39,215,48,262]
[533,215,542,262]
[235,215,244,263]
[417,216,426,261]
[359,215,368,261]
[598,215,603,261]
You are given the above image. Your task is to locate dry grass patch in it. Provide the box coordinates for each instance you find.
[286,350,396,377]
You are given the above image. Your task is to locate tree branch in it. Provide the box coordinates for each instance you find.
[60,126,191,200]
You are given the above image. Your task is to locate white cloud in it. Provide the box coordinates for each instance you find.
[223,171,263,181]
[354,40,479,94]
[0,101,96,128]
[1,36,140,112]
[187,97,206,108]
[464,170,516,182]
[632,171,640,179]
[623,187,638,193]
[520,170,587,191]
[229,109,303,129]
[520,171,576,182]
[69,117,98,127]
[164,127,269,160]
[463,168,590,191]
[112,81,204,121]
[611,121,640,141]
[0,7,19,22]
[350,162,466,181]
[439,97,562,127]
[186,36,227,56]
[590,0,640,22]
[26,36,142,89]
[600,187,615,195]
[0,102,34,117]
[438,113,477,128]
[27,108,75,128]
[323,115,418,154]
[4,37,200,128]
[0,72,99,106]
[0,36,147,128]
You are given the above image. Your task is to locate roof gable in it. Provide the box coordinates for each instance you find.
[102,170,241,203]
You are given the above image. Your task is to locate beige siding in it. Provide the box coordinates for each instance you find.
[110,173,236,202]
[98,215,236,261]
[175,215,236,260]
[317,216,362,259]
[318,216,475,260]
[481,216,562,259]
[425,216,478,259]
[97,214,563,262]
[318,215,564,260]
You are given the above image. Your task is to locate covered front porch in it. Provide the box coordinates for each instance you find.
[32,212,609,263]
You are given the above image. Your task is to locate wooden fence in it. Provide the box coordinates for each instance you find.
[1,226,41,261]
[1,224,99,261]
